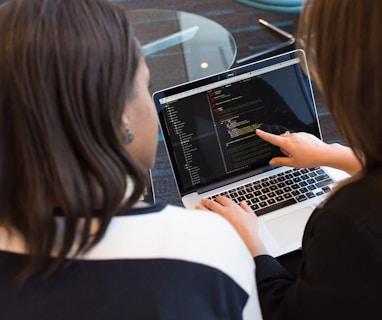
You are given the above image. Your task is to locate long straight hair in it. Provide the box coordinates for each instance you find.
[297,0,382,174]
[0,0,148,279]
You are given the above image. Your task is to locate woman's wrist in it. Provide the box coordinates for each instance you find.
[250,235,268,258]
[325,144,362,176]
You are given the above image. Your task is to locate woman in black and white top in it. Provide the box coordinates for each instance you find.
[0,0,261,319]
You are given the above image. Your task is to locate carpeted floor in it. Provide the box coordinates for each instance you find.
[114,0,343,206]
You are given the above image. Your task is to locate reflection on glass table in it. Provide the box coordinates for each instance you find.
[126,9,237,93]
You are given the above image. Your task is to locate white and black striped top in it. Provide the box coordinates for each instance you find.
[0,202,262,319]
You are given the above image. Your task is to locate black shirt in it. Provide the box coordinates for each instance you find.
[255,174,382,319]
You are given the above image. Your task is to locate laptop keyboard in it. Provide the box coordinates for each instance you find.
[208,167,334,216]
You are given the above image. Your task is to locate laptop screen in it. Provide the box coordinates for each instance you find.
[153,50,321,195]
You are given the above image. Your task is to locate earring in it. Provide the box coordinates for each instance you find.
[125,130,135,145]
[124,117,135,145]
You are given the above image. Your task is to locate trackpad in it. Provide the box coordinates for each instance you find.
[264,207,312,247]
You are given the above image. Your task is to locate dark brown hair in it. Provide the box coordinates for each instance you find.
[298,0,382,174]
[0,0,148,279]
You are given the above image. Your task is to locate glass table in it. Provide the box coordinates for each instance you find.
[126,9,237,93]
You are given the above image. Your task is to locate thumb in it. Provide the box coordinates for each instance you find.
[269,156,293,167]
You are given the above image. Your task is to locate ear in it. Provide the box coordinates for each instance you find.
[120,113,128,138]
[121,113,129,128]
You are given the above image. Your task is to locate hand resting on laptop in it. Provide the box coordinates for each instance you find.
[196,195,268,257]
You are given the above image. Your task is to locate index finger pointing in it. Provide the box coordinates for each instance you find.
[256,129,285,147]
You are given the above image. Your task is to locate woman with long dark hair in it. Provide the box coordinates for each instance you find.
[200,0,382,318]
[0,1,261,319]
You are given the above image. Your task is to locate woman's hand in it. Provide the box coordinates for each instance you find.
[256,129,361,175]
[256,129,330,168]
[196,196,268,257]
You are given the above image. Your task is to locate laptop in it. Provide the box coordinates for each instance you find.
[153,49,348,257]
